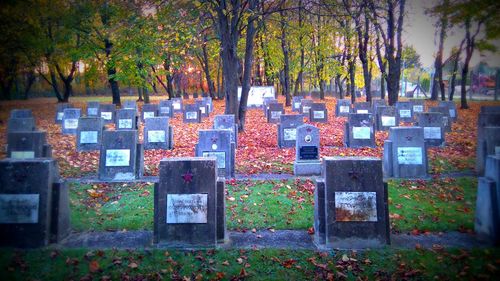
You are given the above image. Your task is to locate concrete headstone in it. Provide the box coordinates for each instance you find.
[76,117,104,151]
[98,130,143,180]
[294,124,321,175]
[383,127,428,178]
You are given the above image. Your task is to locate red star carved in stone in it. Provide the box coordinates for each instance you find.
[306,127,312,132]
[182,171,193,183]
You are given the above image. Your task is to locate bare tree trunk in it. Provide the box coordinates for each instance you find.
[279,8,291,106]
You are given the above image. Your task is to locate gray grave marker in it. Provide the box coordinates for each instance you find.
[172,98,183,113]
[335,99,351,117]
[371,99,387,112]
[294,124,321,175]
[8,117,35,132]
[61,108,81,135]
[122,100,137,110]
[278,114,304,148]
[195,130,235,178]
[383,127,428,178]
[142,103,158,121]
[202,97,213,113]
[86,101,100,117]
[7,131,52,159]
[115,108,138,130]
[395,101,414,122]
[353,102,371,114]
[375,106,398,131]
[159,100,174,117]
[292,96,304,112]
[98,104,116,124]
[300,99,313,117]
[415,112,445,147]
[410,99,425,114]
[267,103,285,123]
[10,109,33,119]
[428,106,452,132]
[183,104,202,123]
[262,98,278,117]
[144,117,174,150]
[195,100,209,117]
[309,103,328,123]
[98,130,143,180]
[476,110,500,175]
[76,117,104,151]
[438,101,458,122]
[344,113,375,147]
[55,104,72,124]
[213,115,238,146]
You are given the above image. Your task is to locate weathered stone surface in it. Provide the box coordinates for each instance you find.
[171,98,183,113]
[415,112,445,147]
[277,114,304,148]
[7,117,35,133]
[335,99,351,117]
[201,97,213,113]
[55,104,71,124]
[195,130,235,178]
[476,111,500,175]
[371,99,387,112]
[98,130,143,181]
[292,96,304,112]
[141,104,158,121]
[62,108,81,135]
[7,131,51,159]
[154,157,225,247]
[294,124,321,175]
[353,102,371,114]
[300,99,313,117]
[159,100,174,117]
[262,98,278,117]
[10,109,33,119]
[213,115,238,146]
[195,100,209,118]
[98,104,116,124]
[410,99,425,114]
[429,106,452,132]
[76,117,104,151]
[314,157,389,249]
[183,104,202,123]
[115,109,138,130]
[438,101,458,122]
[143,117,173,150]
[383,127,428,179]
[309,103,328,123]
[375,106,398,131]
[267,103,285,123]
[0,159,69,248]
[86,101,100,117]
[344,113,375,148]
[122,100,137,110]
[395,101,414,122]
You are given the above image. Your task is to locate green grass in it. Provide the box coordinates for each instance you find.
[0,248,498,280]
[69,178,477,233]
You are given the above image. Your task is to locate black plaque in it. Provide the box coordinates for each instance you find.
[299,146,318,160]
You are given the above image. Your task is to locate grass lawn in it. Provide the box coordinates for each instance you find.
[70,177,477,233]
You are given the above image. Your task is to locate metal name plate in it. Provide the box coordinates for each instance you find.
[101,112,112,120]
[397,147,423,165]
[352,127,371,139]
[0,194,39,224]
[173,103,181,110]
[202,151,226,168]
[80,131,98,144]
[186,111,198,120]
[143,112,155,119]
[357,109,369,114]
[11,151,35,159]
[283,128,297,141]
[105,149,131,167]
[313,111,325,119]
[335,192,377,222]
[413,105,424,112]
[88,108,98,115]
[339,105,350,113]
[64,118,79,129]
[118,119,133,129]
[381,116,396,127]
[423,127,441,139]
[271,111,281,119]
[399,109,411,118]
[148,130,166,143]
[166,194,208,224]
[160,107,170,114]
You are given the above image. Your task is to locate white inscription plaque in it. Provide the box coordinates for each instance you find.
[339,105,350,113]
[202,151,226,168]
[101,112,112,120]
[64,118,78,129]
[302,106,311,114]
[166,194,208,224]
[186,111,198,120]
[313,111,325,119]
[199,106,206,114]
[335,192,377,222]
[413,105,424,113]
[0,194,39,224]
[80,131,98,144]
[381,116,396,127]
[294,102,301,109]
[357,109,369,114]
[57,112,64,120]
[495,146,500,155]
[160,107,170,114]
[11,151,35,159]
[105,149,130,167]
[148,130,166,143]
[283,128,297,141]
[399,109,411,118]
[397,147,423,165]
[352,127,371,139]
[423,127,441,139]
[173,102,181,110]
[118,119,133,129]
[88,108,98,116]
[143,112,155,119]
[271,111,281,119]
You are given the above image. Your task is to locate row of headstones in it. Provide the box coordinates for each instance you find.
[0,156,391,249]
[6,109,52,159]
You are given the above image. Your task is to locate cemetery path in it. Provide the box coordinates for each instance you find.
[58,230,489,250]
[64,170,478,183]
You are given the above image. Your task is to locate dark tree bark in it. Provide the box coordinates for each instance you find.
[352,1,372,102]
[163,56,174,99]
[448,41,464,101]
[460,18,482,109]
[431,0,448,101]
[279,8,291,106]
[293,0,305,96]
[201,34,216,98]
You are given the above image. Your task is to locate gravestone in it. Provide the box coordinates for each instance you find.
[375,106,398,131]
[344,113,375,148]
[213,115,238,146]
[122,100,137,110]
[195,130,235,178]
[76,117,104,151]
[55,104,72,124]
[294,124,321,175]
[371,99,387,112]
[292,96,304,112]
[477,127,500,173]
[410,99,425,114]
[476,109,500,174]
[153,157,226,246]
[278,114,304,148]
[86,101,100,117]
[262,98,278,117]
[267,103,285,123]
[98,104,116,124]
[428,106,452,132]
[10,109,33,119]
[481,106,500,114]
[335,99,351,117]
[7,131,52,159]
[474,155,500,245]
[0,159,69,248]
[300,99,313,117]
[383,127,428,178]
[142,103,158,121]
[115,109,138,130]
[395,101,414,122]
[195,100,209,118]
[183,104,202,123]
[98,130,143,181]
[172,98,183,113]
[309,103,328,123]
[353,102,371,114]
[438,101,457,122]
[143,117,174,150]
[159,100,174,117]
[8,117,35,132]
[415,112,445,147]
[61,108,81,135]
[202,97,213,113]
[311,91,321,100]
[314,157,390,248]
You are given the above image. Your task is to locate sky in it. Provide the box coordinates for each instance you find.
[404,0,500,69]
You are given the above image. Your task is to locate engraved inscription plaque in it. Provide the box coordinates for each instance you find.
[199,106,206,114]
[399,109,411,118]
[173,102,181,110]
[397,147,423,165]
[101,112,112,120]
[299,146,318,160]
[57,112,64,120]
[166,194,208,224]
[148,130,166,143]
[80,131,98,144]
[423,127,441,139]
[352,127,371,139]
[271,111,281,119]
[105,149,131,167]
[88,107,98,116]
[357,109,369,114]
[202,151,226,168]
[381,116,396,127]
[294,102,301,109]
[335,192,377,222]
[0,194,40,224]
[413,105,423,113]
[11,151,35,159]
[118,119,132,129]
[64,118,79,129]
[302,106,311,114]
[186,111,198,120]
[283,128,297,141]
[339,105,350,113]
[143,112,155,119]
[160,107,170,114]
[313,111,325,119]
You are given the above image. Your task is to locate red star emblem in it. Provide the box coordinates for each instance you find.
[306,127,312,132]
[182,171,193,183]
[211,137,218,143]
